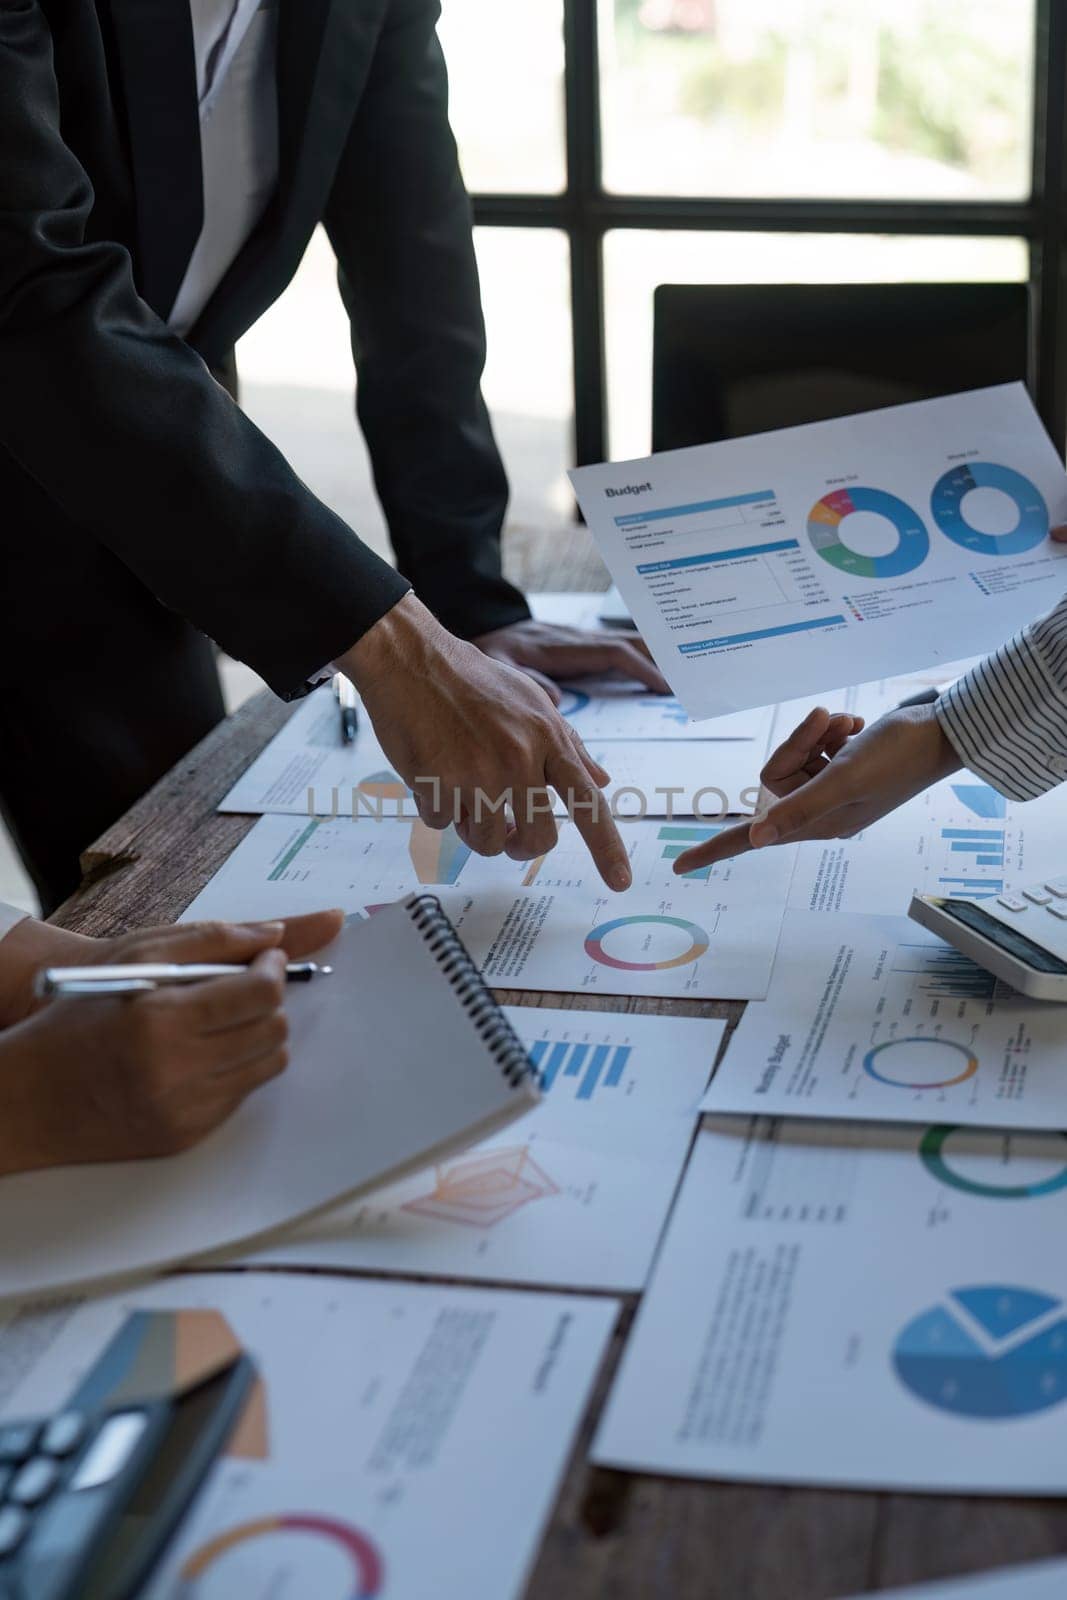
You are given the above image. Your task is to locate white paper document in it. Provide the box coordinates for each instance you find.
[789,776,1067,916]
[219,687,419,817]
[702,911,1067,1129]
[552,675,774,745]
[594,1117,1067,1493]
[219,684,773,819]
[841,1559,1067,1600]
[231,1007,725,1290]
[571,384,1067,719]
[183,814,796,999]
[0,1273,616,1600]
[0,905,538,1298]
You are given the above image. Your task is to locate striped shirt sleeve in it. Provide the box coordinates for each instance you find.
[936,593,1067,801]
[0,903,28,944]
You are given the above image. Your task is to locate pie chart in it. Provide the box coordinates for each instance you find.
[930,462,1049,556]
[894,1284,1067,1418]
[807,486,929,579]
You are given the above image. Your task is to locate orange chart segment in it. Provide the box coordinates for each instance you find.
[402,1146,560,1228]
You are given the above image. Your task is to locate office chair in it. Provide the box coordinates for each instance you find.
[651,282,1032,453]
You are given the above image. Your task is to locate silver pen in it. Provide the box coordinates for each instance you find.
[36,961,333,999]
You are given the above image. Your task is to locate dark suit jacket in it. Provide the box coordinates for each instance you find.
[0,0,529,697]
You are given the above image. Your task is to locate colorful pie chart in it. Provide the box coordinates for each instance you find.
[807,486,929,579]
[584,914,709,971]
[178,1514,383,1598]
[931,462,1049,556]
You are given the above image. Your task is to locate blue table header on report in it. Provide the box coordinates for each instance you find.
[614,490,776,527]
[678,614,848,654]
[636,538,799,575]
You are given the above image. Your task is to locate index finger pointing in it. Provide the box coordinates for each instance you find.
[546,750,632,891]
[672,818,756,873]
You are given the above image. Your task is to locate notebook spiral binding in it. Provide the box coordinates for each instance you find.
[405,895,541,1092]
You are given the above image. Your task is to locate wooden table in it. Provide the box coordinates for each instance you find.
[53,538,1067,1599]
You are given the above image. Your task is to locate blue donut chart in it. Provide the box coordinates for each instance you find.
[930,462,1049,556]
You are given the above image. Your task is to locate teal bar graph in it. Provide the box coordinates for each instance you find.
[658,824,721,883]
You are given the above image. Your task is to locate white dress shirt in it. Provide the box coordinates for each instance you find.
[167,0,280,336]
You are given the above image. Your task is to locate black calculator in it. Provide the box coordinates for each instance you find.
[0,1309,255,1600]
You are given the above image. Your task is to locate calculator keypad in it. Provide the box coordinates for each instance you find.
[0,1508,27,1559]
[984,878,1067,963]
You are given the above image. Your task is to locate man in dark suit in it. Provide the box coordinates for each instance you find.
[0,0,665,911]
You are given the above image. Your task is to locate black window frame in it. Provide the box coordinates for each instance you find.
[469,0,1067,468]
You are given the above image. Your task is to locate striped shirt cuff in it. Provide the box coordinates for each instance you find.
[935,594,1067,801]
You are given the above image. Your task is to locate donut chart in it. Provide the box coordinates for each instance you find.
[178,1514,383,1598]
[557,688,591,719]
[807,486,930,579]
[863,1036,978,1090]
[584,914,709,972]
[920,1126,1067,1200]
[931,462,1049,556]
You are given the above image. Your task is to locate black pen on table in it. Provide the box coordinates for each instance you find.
[334,672,359,744]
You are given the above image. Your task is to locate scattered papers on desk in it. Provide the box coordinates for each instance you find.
[0,906,537,1298]
[572,384,1067,719]
[701,911,1067,1130]
[183,813,796,1000]
[547,674,774,746]
[594,1118,1067,1494]
[218,684,775,821]
[0,1273,616,1600]
[228,1008,725,1291]
[218,687,419,818]
[841,1559,1067,1600]
[788,777,1067,916]
[767,654,983,743]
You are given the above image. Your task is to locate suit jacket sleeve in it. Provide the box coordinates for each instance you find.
[0,2,410,698]
[323,0,531,640]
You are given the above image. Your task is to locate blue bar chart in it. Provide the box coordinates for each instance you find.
[528,1038,634,1101]
[939,824,1005,898]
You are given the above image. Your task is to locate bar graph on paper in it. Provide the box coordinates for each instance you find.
[527,1038,633,1101]
[657,824,722,882]
[892,940,997,1000]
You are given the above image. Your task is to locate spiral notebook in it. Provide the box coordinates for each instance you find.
[0,898,541,1299]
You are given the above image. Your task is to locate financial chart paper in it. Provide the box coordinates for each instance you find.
[571,384,1067,720]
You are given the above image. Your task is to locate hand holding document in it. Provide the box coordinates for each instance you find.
[571,385,1067,720]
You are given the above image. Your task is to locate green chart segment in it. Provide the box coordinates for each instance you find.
[658,824,721,882]
[808,486,929,579]
[920,1126,1067,1200]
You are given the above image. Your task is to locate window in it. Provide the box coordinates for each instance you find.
[461,0,1064,474]
[241,2,1063,537]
